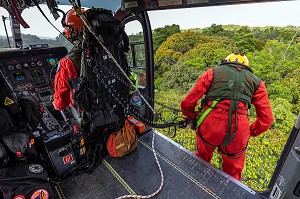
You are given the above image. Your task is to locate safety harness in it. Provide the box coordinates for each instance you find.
[196,62,261,148]
[196,99,219,128]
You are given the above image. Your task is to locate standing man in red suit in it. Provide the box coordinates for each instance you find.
[181,53,274,180]
[53,8,85,110]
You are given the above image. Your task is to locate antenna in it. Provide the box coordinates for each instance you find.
[1,15,11,48]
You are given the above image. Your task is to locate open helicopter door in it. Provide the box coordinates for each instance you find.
[115,2,300,198]
[114,6,155,122]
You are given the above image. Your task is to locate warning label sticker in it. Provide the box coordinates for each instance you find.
[4,97,14,106]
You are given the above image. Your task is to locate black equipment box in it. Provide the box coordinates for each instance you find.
[43,129,77,178]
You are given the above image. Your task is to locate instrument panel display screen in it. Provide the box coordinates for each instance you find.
[33,77,46,85]
[13,72,26,81]
[30,69,44,77]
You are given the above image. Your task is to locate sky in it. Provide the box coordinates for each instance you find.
[0,0,300,38]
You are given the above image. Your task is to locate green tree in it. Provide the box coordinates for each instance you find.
[233,26,256,53]
[253,26,300,44]
[250,40,300,83]
[201,24,224,35]
[178,42,231,69]
[155,31,232,75]
[154,30,202,75]
[152,24,180,52]
[284,68,300,113]
[158,63,201,93]
[128,32,144,43]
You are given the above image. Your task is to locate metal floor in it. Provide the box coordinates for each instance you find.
[59,130,261,199]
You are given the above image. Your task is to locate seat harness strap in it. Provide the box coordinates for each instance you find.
[196,99,219,128]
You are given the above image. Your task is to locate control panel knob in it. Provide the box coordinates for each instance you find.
[23,63,29,68]
[15,64,22,70]
[7,65,14,70]
[30,62,36,67]
[37,61,43,66]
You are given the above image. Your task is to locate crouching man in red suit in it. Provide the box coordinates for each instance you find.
[181,53,274,180]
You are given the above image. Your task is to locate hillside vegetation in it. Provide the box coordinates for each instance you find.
[151,24,300,191]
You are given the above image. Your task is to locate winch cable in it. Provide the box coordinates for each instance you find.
[31,0,68,38]
[99,70,196,199]
[78,37,175,199]
[275,26,300,72]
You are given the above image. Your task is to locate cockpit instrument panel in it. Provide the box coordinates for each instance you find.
[0,47,68,103]
[0,47,67,89]
[0,47,68,131]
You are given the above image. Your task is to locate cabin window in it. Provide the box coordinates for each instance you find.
[125,21,146,88]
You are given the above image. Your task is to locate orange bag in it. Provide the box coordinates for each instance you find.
[106,120,138,157]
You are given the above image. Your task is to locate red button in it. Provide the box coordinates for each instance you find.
[73,125,78,132]
[16,152,22,157]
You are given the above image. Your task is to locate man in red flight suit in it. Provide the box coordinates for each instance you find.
[53,8,85,110]
[181,53,274,180]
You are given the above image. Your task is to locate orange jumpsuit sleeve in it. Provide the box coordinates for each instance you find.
[53,57,78,110]
[250,81,274,137]
[180,69,213,120]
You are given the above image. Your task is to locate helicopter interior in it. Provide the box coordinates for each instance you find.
[0,0,299,199]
